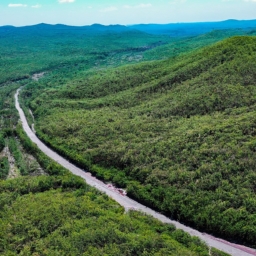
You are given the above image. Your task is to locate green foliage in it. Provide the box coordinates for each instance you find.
[0,83,20,180]
[0,157,9,180]
[26,36,256,247]
[0,173,213,256]
[7,137,28,175]
[2,25,253,254]
[1,24,253,85]
[143,29,256,61]
[0,133,4,152]
[15,123,68,177]
[0,108,216,255]
[0,27,171,85]
[211,248,230,256]
[0,83,21,131]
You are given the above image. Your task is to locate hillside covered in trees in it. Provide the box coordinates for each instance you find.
[21,35,256,248]
[0,23,241,255]
[3,83,222,256]
[0,141,216,256]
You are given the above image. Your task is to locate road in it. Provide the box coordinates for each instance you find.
[15,88,256,256]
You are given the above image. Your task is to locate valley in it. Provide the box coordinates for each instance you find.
[15,83,256,255]
[1,20,256,255]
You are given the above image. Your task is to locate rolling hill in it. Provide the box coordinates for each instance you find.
[0,22,242,256]
[130,19,256,36]
[23,36,256,247]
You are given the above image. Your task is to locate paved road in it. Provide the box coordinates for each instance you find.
[15,88,256,256]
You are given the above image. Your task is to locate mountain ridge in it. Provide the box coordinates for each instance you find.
[24,35,256,247]
[1,19,256,36]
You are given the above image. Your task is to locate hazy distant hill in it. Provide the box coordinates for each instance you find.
[0,23,132,35]
[1,19,256,37]
[129,19,256,36]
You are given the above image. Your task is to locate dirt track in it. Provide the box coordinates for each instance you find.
[15,88,256,256]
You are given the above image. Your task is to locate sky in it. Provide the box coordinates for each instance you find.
[0,0,256,26]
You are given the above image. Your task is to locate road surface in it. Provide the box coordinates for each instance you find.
[15,88,256,256]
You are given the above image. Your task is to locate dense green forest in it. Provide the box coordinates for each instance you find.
[0,88,228,256]
[21,35,256,248]
[1,123,221,255]
[0,25,237,255]
[1,23,255,85]
[1,178,213,256]
[0,25,170,84]
[2,23,256,254]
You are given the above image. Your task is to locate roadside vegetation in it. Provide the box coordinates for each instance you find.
[1,177,226,256]
[0,157,9,179]
[0,140,218,256]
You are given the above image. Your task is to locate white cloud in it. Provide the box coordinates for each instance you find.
[170,0,187,4]
[58,0,75,3]
[136,3,152,8]
[244,0,256,2]
[8,4,27,7]
[31,4,42,8]
[100,6,118,13]
[123,3,152,9]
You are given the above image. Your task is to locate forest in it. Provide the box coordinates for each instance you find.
[0,82,227,256]
[1,22,256,254]
[22,35,256,248]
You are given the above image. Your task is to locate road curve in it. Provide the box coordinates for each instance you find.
[15,88,256,256]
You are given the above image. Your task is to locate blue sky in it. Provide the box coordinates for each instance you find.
[0,0,256,26]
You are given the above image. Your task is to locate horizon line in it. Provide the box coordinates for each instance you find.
[1,18,256,28]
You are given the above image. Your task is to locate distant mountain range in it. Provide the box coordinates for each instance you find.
[1,19,256,37]
[0,23,131,33]
[129,19,256,36]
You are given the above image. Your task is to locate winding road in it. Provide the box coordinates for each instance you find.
[15,88,256,256]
